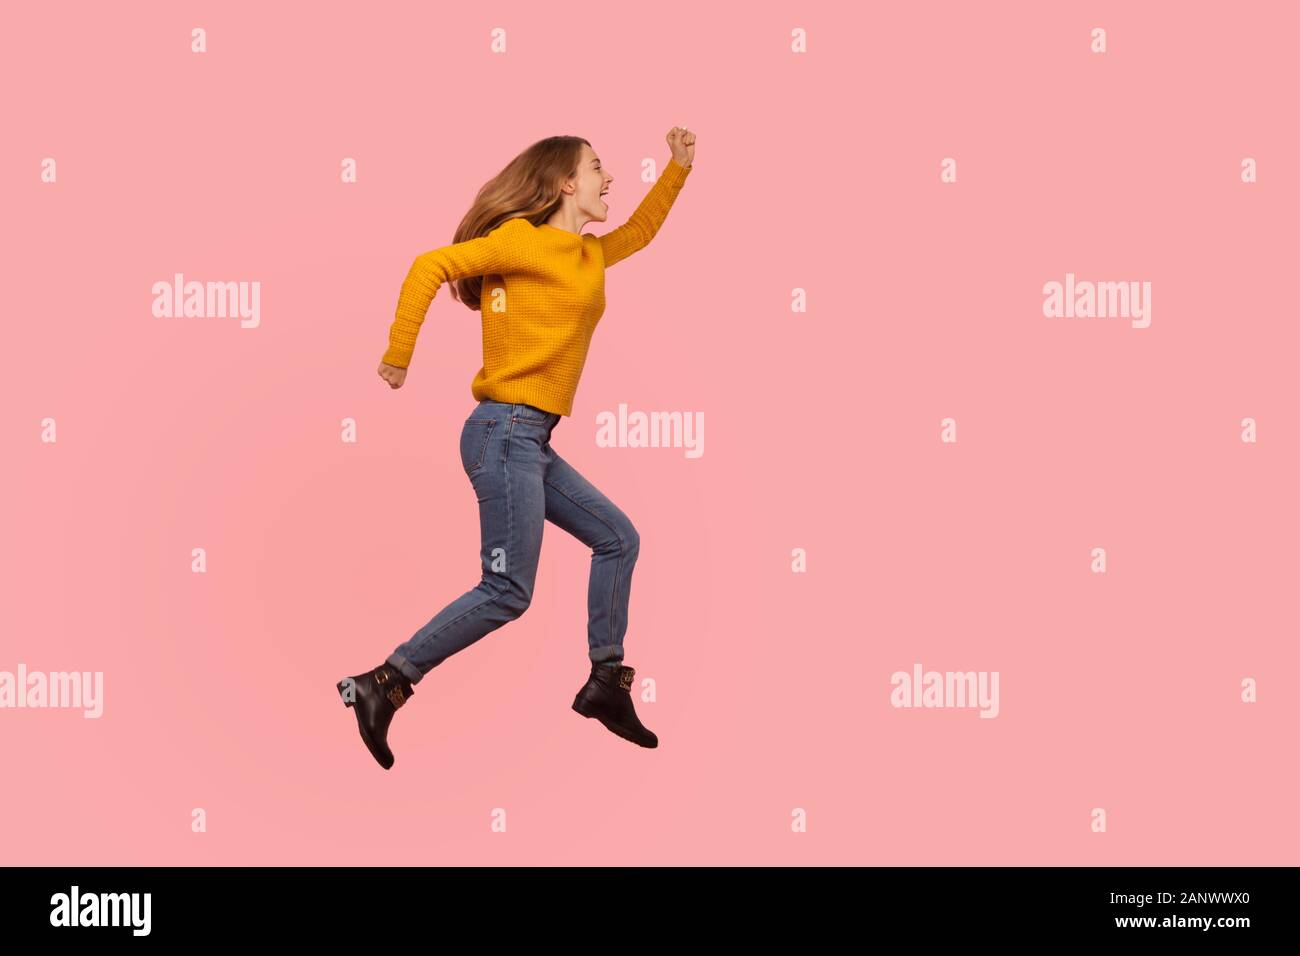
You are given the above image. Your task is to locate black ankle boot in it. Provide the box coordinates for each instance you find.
[572,663,658,748]
[337,662,415,770]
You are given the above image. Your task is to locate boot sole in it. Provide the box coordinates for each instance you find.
[337,680,396,770]
[572,698,658,748]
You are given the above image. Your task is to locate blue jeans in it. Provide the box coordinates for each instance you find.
[386,400,640,683]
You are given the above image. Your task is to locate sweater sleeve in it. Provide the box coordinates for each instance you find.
[596,157,692,269]
[382,219,531,369]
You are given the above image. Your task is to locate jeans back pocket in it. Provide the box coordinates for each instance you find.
[459,418,496,476]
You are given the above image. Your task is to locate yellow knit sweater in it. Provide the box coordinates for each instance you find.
[382,157,693,416]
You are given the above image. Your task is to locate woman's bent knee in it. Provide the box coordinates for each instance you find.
[486,576,532,618]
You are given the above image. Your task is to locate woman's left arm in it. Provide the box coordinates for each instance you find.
[597,127,696,268]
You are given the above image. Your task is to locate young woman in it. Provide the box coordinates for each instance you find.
[338,128,696,769]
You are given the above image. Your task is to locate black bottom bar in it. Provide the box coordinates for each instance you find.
[0,865,1286,940]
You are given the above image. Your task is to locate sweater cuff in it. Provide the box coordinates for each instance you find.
[381,347,412,369]
[663,157,692,185]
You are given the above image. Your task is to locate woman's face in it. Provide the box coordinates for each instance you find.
[568,143,614,224]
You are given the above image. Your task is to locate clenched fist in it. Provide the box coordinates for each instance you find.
[666,126,696,168]
[377,361,407,389]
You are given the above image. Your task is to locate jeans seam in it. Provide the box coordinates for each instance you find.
[410,580,510,655]
[542,476,629,650]
[504,415,516,605]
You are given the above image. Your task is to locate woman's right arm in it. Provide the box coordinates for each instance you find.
[381,218,532,369]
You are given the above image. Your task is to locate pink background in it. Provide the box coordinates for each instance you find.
[3,1,1297,865]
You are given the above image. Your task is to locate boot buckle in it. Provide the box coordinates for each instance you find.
[375,667,408,708]
[618,666,635,691]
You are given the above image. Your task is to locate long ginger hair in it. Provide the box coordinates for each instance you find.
[447,135,591,311]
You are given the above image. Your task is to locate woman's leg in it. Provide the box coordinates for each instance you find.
[385,402,549,683]
[542,449,641,665]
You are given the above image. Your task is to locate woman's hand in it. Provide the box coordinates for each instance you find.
[377,361,407,389]
[666,126,696,168]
